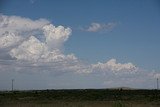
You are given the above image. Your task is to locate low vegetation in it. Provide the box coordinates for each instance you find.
[0,89,160,107]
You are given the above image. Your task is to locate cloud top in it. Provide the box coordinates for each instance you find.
[92,59,137,73]
[0,15,49,35]
[42,24,71,50]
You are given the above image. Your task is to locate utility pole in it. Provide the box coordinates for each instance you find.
[12,79,14,91]
[157,78,159,90]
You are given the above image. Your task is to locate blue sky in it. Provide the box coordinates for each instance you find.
[0,0,160,90]
[2,0,159,70]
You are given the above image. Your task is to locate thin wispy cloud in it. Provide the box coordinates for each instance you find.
[83,22,117,32]
[30,0,37,4]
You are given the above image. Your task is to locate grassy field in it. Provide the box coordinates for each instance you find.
[0,89,160,107]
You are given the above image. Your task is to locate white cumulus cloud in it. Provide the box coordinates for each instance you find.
[0,14,158,89]
[0,14,50,36]
[0,32,22,48]
[92,59,137,73]
[0,14,138,74]
[0,14,88,74]
[42,24,71,49]
[10,36,47,61]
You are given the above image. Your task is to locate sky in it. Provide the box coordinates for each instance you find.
[0,0,160,90]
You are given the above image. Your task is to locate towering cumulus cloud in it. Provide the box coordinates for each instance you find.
[0,14,158,89]
[0,14,85,74]
[43,24,71,50]
[10,24,72,62]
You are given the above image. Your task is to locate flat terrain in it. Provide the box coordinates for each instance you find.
[0,89,160,107]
